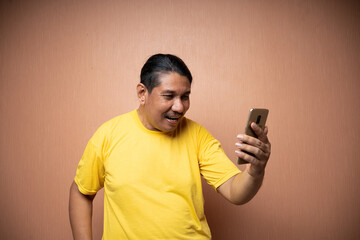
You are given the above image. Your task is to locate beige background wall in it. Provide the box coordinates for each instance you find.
[1,0,359,239]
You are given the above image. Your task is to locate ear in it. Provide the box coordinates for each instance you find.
[136,83,147,105]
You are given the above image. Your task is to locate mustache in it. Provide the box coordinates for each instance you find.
[165,112,183,118]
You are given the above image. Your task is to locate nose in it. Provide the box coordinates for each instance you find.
[171,98,184,113]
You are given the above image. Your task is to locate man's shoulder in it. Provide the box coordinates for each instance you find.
[103,110,134,125]
[93,110,136,137]
[182,117,215,139]
[180,117,207,133]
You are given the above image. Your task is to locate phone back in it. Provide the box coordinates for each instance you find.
[238,108,269,164]
[245,108,269,137]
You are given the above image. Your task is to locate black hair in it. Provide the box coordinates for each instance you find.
[140,54,192,93]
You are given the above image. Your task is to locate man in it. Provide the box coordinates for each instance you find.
[69,54,271,239]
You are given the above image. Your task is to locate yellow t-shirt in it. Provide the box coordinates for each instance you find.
[74,110,240,239]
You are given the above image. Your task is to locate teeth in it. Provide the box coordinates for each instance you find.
[166,116,179,121]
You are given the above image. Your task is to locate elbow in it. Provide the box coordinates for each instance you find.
[228,192,256,205]
[232,201,247,206]
[229,198,251,206]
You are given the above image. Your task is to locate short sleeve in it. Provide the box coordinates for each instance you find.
[74,127,107,195]
[197,126,241,190]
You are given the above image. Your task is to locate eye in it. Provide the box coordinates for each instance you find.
[162,95,173,100]
[181,95,190,101]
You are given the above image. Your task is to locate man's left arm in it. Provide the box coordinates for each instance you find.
[217,122,271,205]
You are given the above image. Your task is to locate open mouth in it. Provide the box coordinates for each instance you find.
[165,116,181,124]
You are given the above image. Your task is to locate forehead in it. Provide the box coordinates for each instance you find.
[155,72,191,92]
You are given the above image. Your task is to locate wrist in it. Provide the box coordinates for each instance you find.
[246,166,265,178]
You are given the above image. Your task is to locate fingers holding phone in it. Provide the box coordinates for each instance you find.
[239,124,270,152]
[237,109,270,165]
[235,130,270,165]
[250,122,270,143]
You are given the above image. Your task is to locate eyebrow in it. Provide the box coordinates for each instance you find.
[161,90,191,95]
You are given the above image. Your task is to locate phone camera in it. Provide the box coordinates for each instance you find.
[256,115,261,124]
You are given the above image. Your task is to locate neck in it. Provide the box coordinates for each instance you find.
[137,107,156,131]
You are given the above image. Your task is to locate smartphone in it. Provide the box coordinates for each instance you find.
[237,108,269,164]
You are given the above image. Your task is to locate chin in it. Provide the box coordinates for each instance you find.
[161,127,176,133]
[160,124,178,133]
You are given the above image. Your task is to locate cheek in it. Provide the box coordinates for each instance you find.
[157,102,172,115]
[184,101,190,111]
